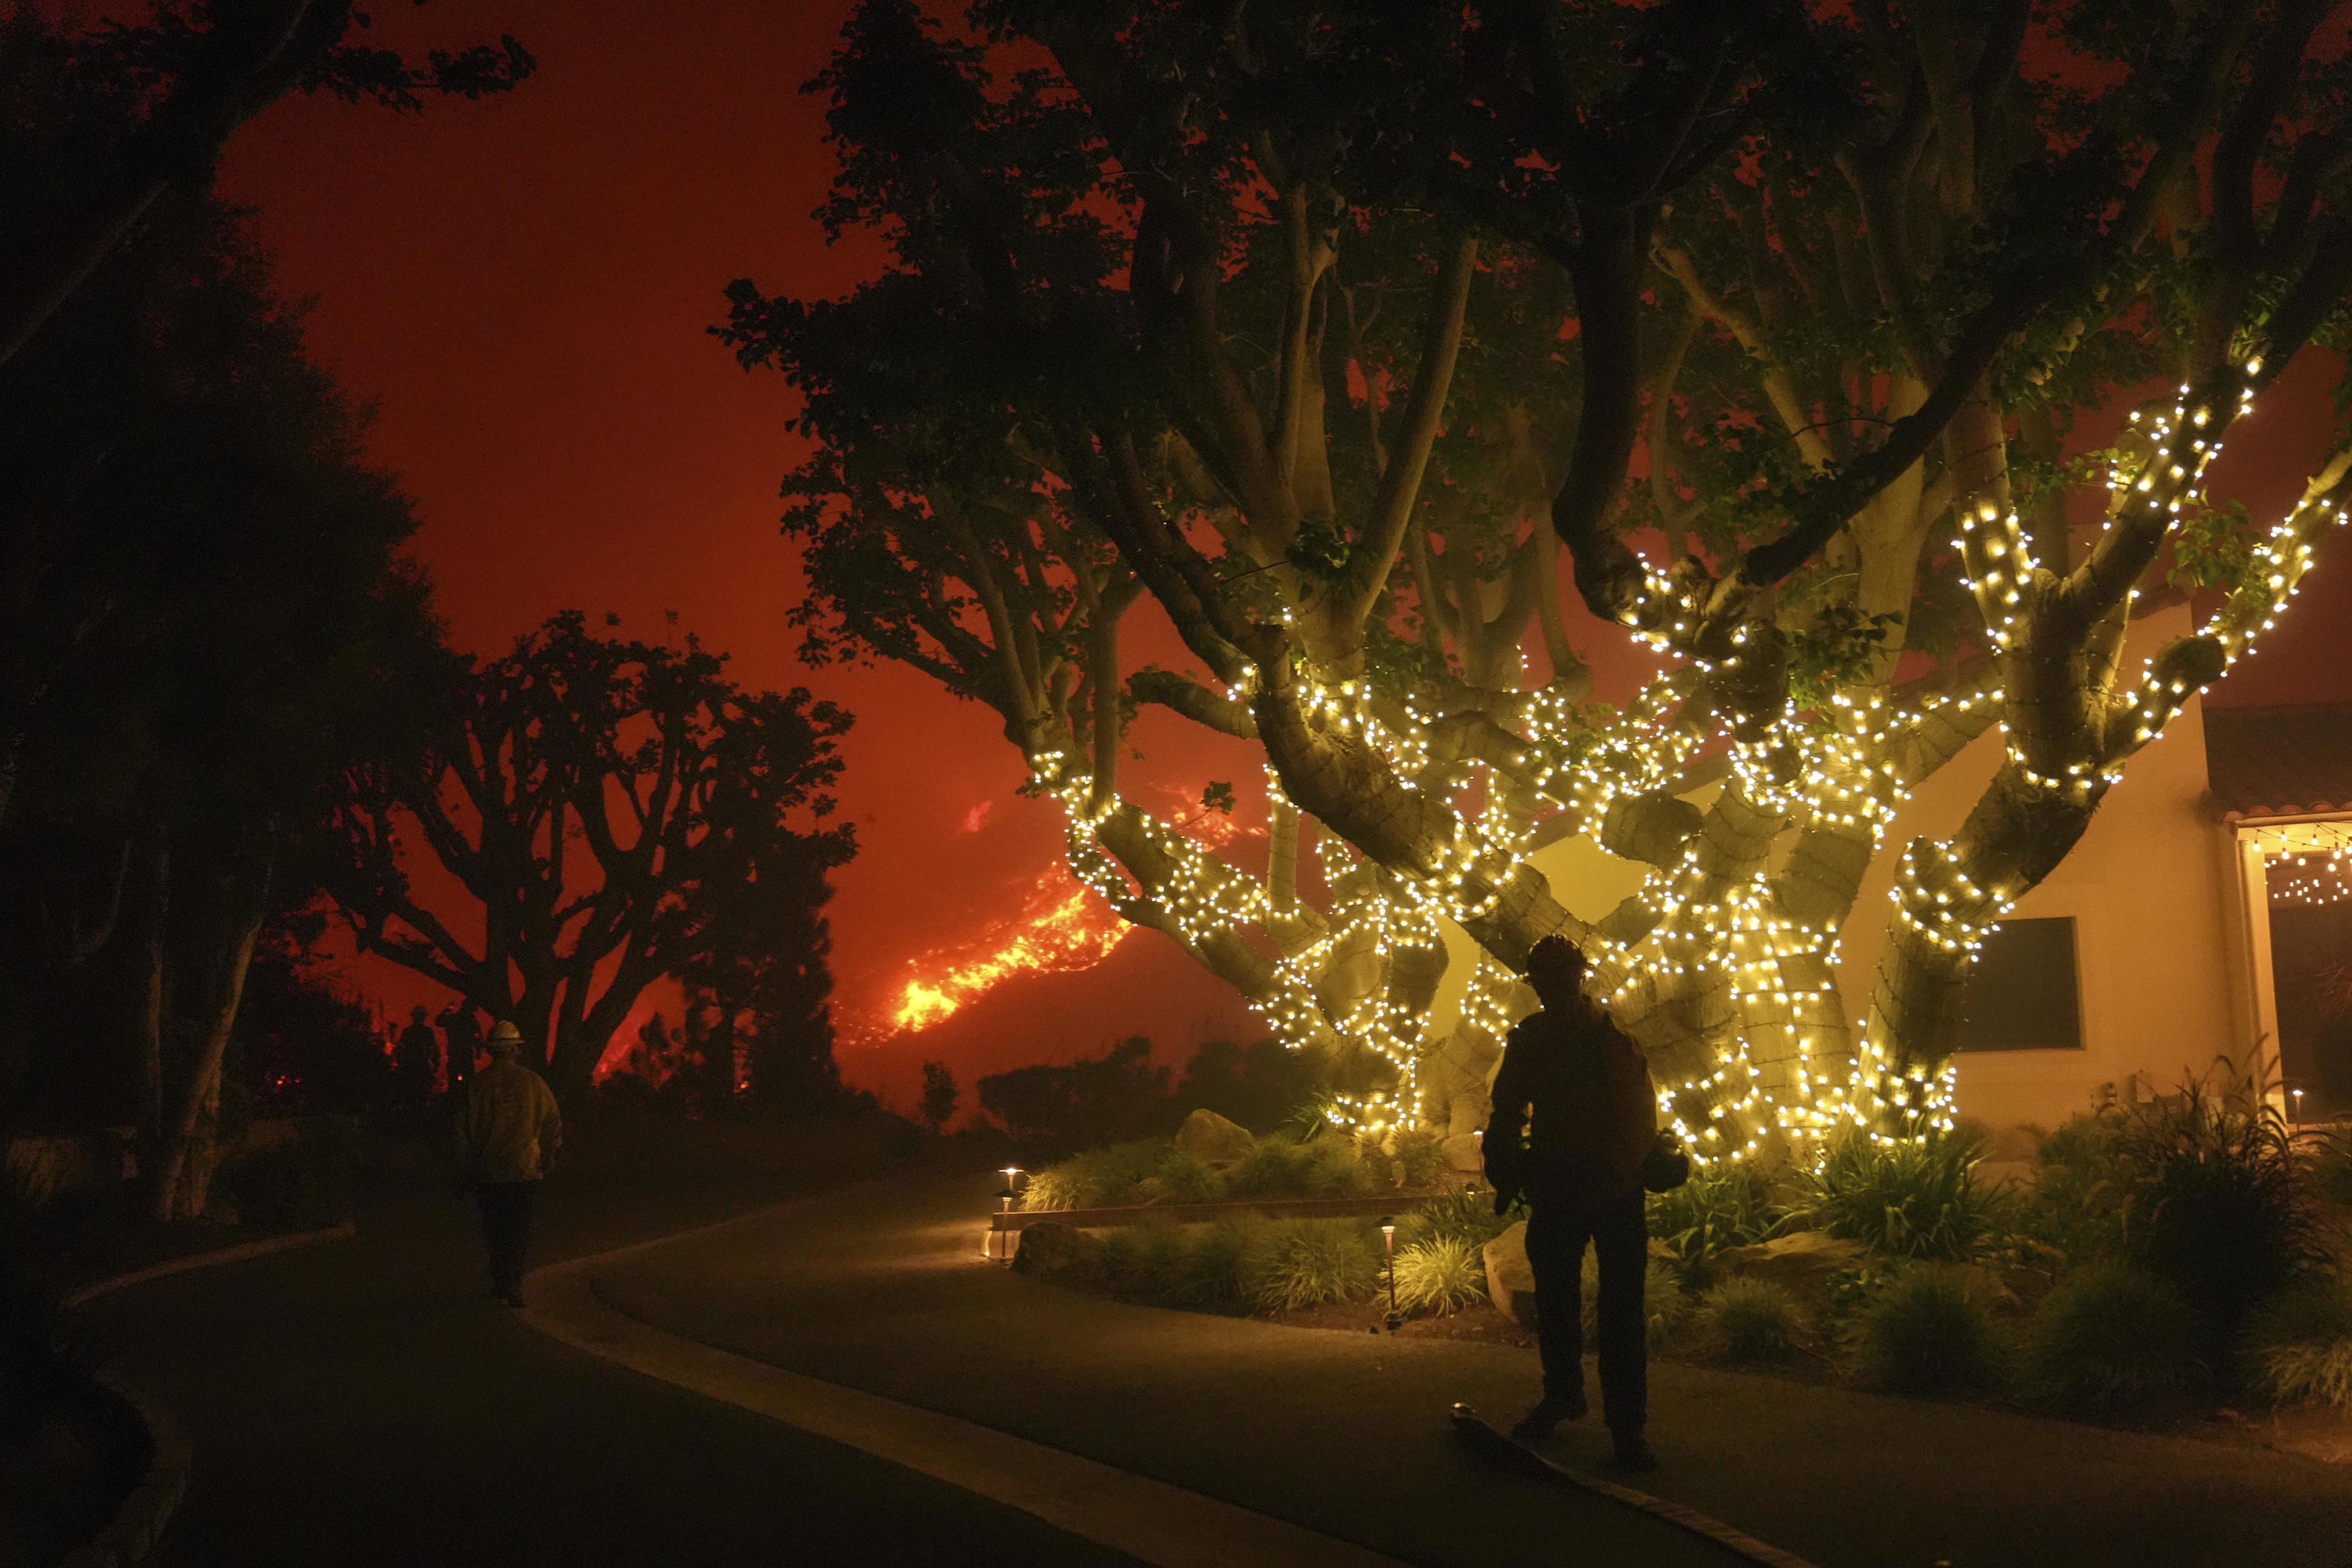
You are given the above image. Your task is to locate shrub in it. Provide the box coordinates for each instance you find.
[2023,1112,2133,1263]
[1226,1133,1367,1200]
[1849,1264,2001,1393]
[1139,1149,1225,1204]
[2311,1125,2352,1210]
[1021,1140,1205,1210]
[1648,1161,1778,1267]
[2019,1261,2200,1418]
[228,1119,361,1229]
[2112,1078,2325,1365]
[2243,1279,2352,1409]
[1101,1223,1192,1304]
[1576,1252,1692,1352]
[1241,1218,1379,1312]
[1382,1128,1449,1190]
[1180,1220,1259,1311]
[1402,1189,1518,1253]
[1393,1236,1485,1315]
[1793,1132,2016,1261]
[1701,1276,1802,1364]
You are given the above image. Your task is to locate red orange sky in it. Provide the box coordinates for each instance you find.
[210,2,2352,1106]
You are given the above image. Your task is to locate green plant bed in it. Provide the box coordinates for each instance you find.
[1014,1214,1388,1315]
[1018,1129,1447,1213]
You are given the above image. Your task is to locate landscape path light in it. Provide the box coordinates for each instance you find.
[1380,1217,1400,1331]
[987,1187,1018,1264]
[2293,1088,2305,1127]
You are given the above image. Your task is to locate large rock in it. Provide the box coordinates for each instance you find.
[1711,1229,1868,1288]
[1442,1132,1485,1175]
[1483,1220,1539,1330]
[1172,1108,1256,1165]
[1011,1221,1104,1279]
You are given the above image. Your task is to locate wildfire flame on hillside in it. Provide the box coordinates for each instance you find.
[855,862,1129,1042]
[848,789,1260,1044]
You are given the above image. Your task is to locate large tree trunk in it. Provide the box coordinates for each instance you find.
[134,835,169,1194]
[151,899,263,1221]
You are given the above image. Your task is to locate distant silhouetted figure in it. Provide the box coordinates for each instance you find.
[394,1006,439,1110]
[456,1021,563,1308]
[1484,935,1659,1469]
[439,1004,483,1094]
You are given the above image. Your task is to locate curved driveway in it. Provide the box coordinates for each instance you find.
[587,1168,2352,1568]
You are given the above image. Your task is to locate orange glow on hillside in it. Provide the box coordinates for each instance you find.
[859,863,1128,1041]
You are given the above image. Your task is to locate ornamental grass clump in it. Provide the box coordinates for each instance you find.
[1401,1189,1518,1253]
[1393,1236,1486,1316]
[1850,1263,2002,1393]
[2243,1279,2352,1410]
[1100,1223,1193,1305]
[1576,1254,1692,1351]
[2110,1076,2325,1367]
[1648,1161,1779,1269]
[2019,1261,2200,1419]
[1794,1131,2015,1261]
[1241,1218,1380,1313]
[1020,1142,1227,1210]
[1227,1134,1367,1200]
[1700,1277,1803,1364]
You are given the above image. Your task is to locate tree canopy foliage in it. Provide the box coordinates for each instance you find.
[323,612,857,1102]
[731,0,2352,1162]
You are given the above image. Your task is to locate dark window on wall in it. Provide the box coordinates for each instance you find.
[1953,916,2084,1051]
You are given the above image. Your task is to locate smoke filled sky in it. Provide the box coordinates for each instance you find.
[214,2,2352,1099]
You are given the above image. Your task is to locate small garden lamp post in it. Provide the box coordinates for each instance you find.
[1380,1217,1400,1331]
[989,1187,1017,1264]
[2292,1088,2305,1127]
[1001,1165,1024,1194]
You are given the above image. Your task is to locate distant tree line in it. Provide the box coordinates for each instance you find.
[954,1035,1331,1153]
[0,7,854,1220]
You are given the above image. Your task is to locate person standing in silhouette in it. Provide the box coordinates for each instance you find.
[394,1006,439,1112]
[1484,935,1659,1468]
[439,1003,483,1095]
[456,1021,563,1307]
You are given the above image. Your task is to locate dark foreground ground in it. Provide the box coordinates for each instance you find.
[70,1122,1139,1568]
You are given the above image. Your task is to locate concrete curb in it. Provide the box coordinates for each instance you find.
[58,1373,191,1568]
[50,1220,354,1566]
[522,1222,1413,1568]
[1449,1404,1818,1568]
[61,1220,358,1309]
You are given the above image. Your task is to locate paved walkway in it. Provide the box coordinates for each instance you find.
[72,1161,1139,1567]
[586,1168,2352,1568]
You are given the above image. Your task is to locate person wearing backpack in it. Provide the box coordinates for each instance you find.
[1483,934,1661,1468]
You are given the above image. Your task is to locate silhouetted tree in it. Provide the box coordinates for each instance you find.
[0,191,426,1215]
[0,1,532,374]
[323,613,854,1102]
[978,1037,1169,1148]
[918,1060,957,1134]
[1175,1039,1325,1135]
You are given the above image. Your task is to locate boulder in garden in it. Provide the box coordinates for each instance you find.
[1484,1220,1539,1330]
[1173,1107,1256,1165]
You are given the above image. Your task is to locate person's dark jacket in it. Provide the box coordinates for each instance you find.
[1484,1001,1658,1207]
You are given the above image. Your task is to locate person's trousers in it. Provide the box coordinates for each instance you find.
[475,1180,538,1297]
[1524,1186,1648,1435]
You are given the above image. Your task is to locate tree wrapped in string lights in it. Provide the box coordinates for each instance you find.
[732,0,2352,1161]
